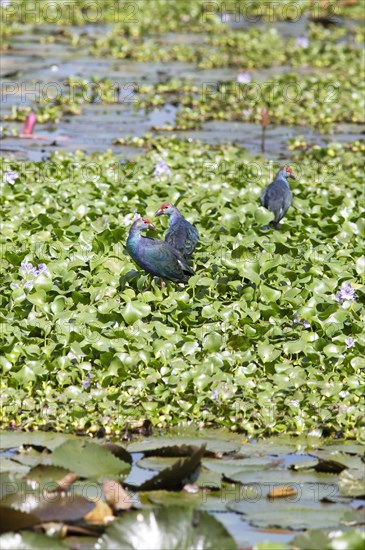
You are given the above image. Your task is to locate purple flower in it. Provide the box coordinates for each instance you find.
[82,371,92,388]
[242,108,253,117]
[211,388,219,401]
[20,260,37,275]
[345,337,355,349]
[295,36,309,49]
[24,280,34,290]
[237,72,251,84]
[3,170,18,185]
[154,160,171,177]
[10,283,20,289]
[35,263,49,276]
[336,282,356,304]
[294,314,310,329]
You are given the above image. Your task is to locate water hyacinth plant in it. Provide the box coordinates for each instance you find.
[3,170,18,184]
[153,160,172,177]
[336,282,356,305]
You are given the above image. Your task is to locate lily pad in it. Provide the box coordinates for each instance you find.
[127,438,240,456]
[126,446,206,491]
[51,439,131,481]
[0,532,64,549]
[291,528,365,550]
[96,506,237,549]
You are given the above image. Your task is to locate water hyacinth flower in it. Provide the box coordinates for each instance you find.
[21,112,37,136]
[336,282,356,304]
[36,263,49,275]
[3,170,18,185]
[153,160,171,177]
[294,315,310,329]
[295,36,309,49]
[82,371,92,388]
[345,337,355,349]
[237,72,251,84]
[242,108,253,118]
[211,388,219,401]
[14,259,49,291]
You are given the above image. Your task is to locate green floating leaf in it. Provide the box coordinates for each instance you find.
[121,301,151,324]
[291,528,365,550]
[0,431,76,451]
[255,206,274,225]
[127,445,205,491]
[127,438,240,456]
[339,469,365,497]
[97,506,237,550]
[51,439,131,481]
[144,489,227,512]
[0,532,65,549]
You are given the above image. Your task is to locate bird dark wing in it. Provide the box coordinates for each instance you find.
[261,182,292,223]
[165,219,199,259]
[138,237,194,282]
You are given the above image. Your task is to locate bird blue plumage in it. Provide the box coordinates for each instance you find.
[261,166,295,228]
[155,202,199,259]
[126,217,194,283]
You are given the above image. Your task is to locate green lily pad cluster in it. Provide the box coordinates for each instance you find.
[1,136,364,436]
[0,431,364,549]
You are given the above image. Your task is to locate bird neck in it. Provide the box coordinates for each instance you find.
[127,222,142,247]
[169,207,182,224]
[275,171,290,187]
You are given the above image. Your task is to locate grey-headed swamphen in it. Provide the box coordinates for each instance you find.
[155,202,199,259]
[126,216,194,284]
[260,166,296,228]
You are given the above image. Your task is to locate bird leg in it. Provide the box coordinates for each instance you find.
[143,275,154,292]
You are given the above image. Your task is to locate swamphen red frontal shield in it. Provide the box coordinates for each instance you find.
[155,202,199,260]
[260,166,295,228]
[126,216,194,284]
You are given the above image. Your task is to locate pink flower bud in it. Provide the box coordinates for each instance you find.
[21,112,37,136]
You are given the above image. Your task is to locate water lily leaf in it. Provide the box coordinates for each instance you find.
[1,489,95,523]
[291,528,365,550]
[0,532,65,549]
[339,469,365,497]
[0,431,76,451]
[0,457,30,476]
[309,451,364,472]
[143,489,227,512]
[126,446,205,491]
[225,468,339,488]
[97,506,237,549]
[202,457,280,477]
[51,439,131,481]
[127,438,240,456]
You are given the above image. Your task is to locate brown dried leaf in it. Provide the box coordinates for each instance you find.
[267,486,298,499]
[103,479,134,512]
[54,471,79,492]
[84,499,114,525]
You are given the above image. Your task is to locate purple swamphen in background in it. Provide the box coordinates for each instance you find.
[261,166,296,228]
[126,216,194,284]
[155,202,199,260]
